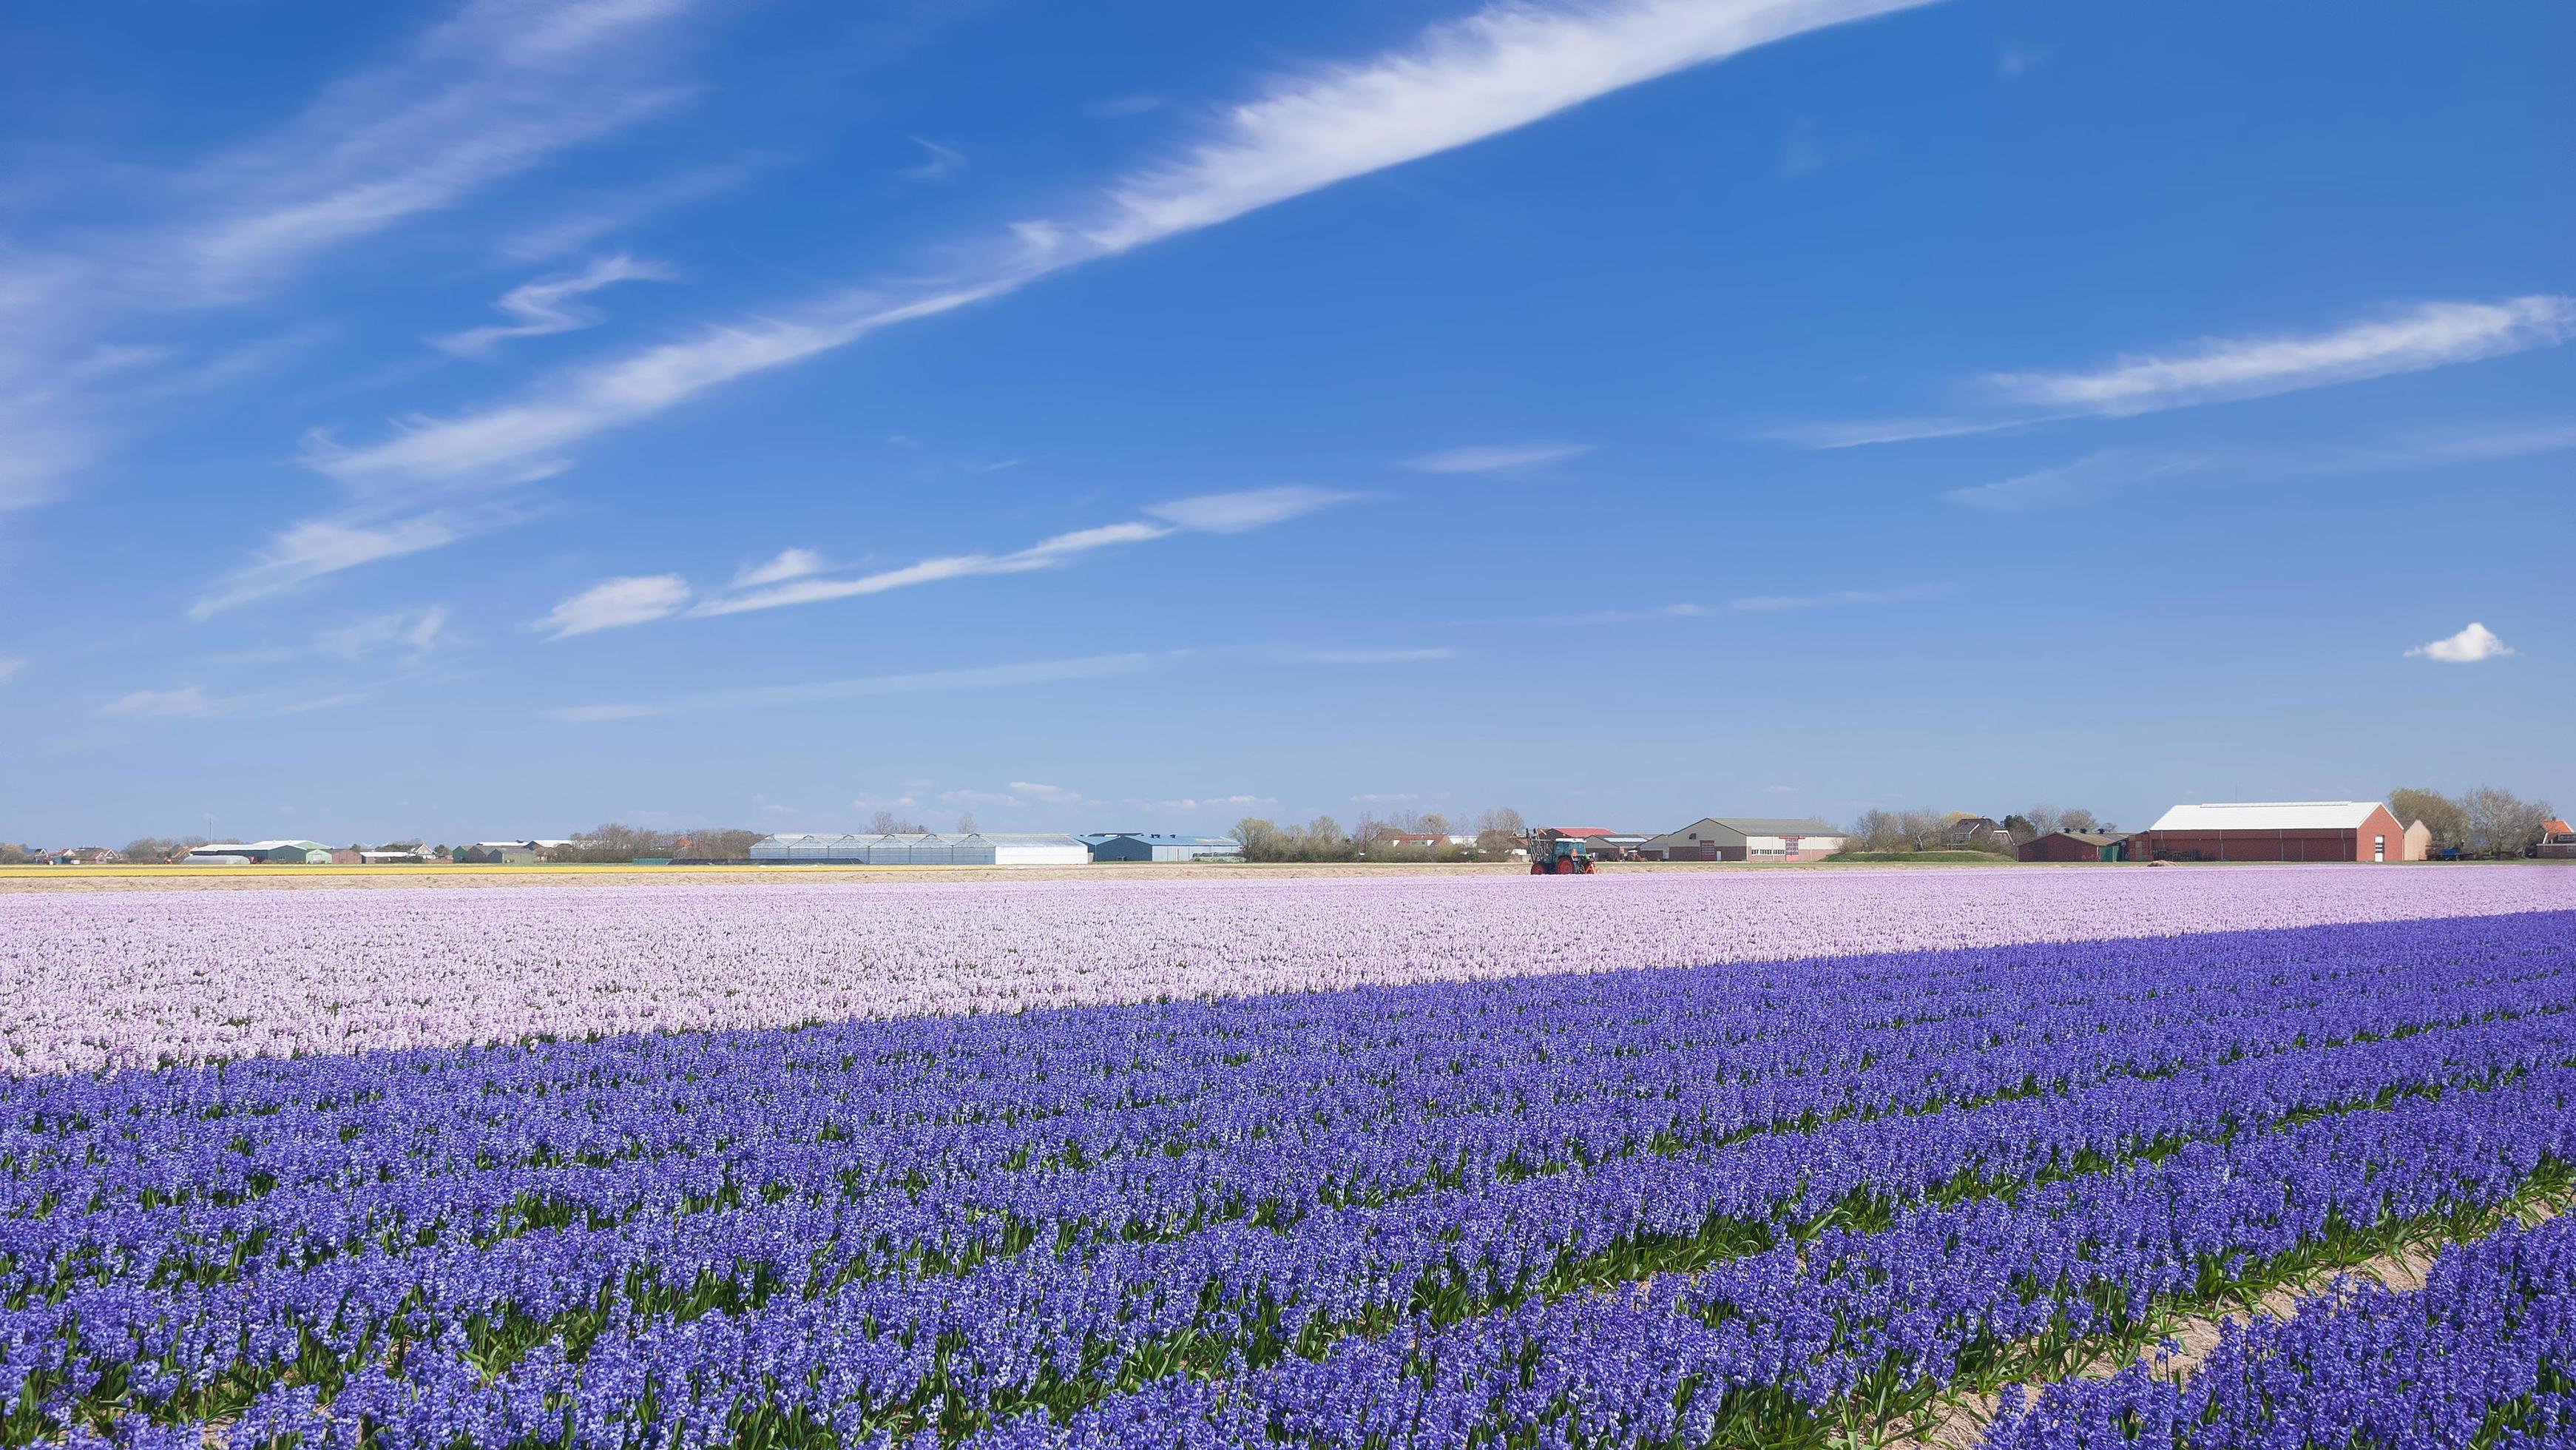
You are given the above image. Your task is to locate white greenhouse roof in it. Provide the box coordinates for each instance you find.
[2146,801,2387,832]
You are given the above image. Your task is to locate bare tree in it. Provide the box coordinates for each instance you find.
[1231,817,1288,860]
[1474,807,1527,858]
[2461,786,2553,857]
[2389,787,2467,851]
[2022,804,2062,837]
[2058,807,2099,833]
[1305,815,1349,860]
[956,812,977,834]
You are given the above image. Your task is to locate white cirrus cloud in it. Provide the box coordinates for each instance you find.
[898,138,967,182]
[1779,297,2576,449]
[546,651,1159,722]
[731,547,828,588]
[501,160,765,262]
[1008,781,1089,806]
[288,0,1933,533]
[1944,450,2211,513]
[692,521,1174,620]
[432,254,677,356]
[102,687,227,719]
[191,513,468,619]
[558,490,1360,635]
[1288,647,1458,665]
[1989,296,2576,416]
[537,574,692,638]
[1404,441,1595,474]
[2406,622,2514,664]
[1140,485,1356,533]
[314,605,452,661]
[1723,584,1944,612]
[4,0,724,515]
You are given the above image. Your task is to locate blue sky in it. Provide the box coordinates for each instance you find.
[1,0,2568,845]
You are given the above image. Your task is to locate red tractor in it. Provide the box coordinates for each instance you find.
[1526,831,1598,875]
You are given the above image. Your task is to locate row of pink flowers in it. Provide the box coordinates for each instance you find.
[6,866,2568,1076]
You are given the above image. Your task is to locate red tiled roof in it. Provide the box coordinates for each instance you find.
[2546,820,2573,836]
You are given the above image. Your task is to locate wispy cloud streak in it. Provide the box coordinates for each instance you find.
[1782,297,2576,449]
[1404,442,1595,474]
[1989,297,2575,415]
[305,0,1936,496]
[539,488,1356,635]
[433,254,675,356]
[1944,421,2576,513]
[547,652,1162,721]
[3,0,722,516]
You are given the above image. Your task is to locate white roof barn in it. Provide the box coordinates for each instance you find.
[2145,802,2391,832]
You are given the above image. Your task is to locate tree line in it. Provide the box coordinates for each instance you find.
[1231,808,1529,863]
[2389,786,2558,857]
[1842,806,2114,855]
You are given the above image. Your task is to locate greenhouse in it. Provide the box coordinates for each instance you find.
[747,832,1090,866]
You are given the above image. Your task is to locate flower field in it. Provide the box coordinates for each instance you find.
[6,866,2572,1075]
[5,871,2576,1448]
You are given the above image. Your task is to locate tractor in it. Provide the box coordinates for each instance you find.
[1525,831,1598,875]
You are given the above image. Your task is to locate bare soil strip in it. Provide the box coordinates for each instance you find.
[1887,1199,2563,1449]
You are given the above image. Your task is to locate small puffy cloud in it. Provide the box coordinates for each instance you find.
[538,575,692,638]
[1404,442,1593,474]
[1008,781,1088,806]
[0,657,22,685]
[1143,485,1354,533]
[2406,621,2514,664]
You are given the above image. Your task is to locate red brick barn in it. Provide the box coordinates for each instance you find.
[2131,801,2409,863]
[2018,831,2130,863]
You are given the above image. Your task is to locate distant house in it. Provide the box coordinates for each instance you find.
[1640,817,1844,863]
[454,840,544,865]
[2131,802,2409,863]
[1081,832,1241,863]
[47,846,122,866]
[183,840,331,865]
[2401,819,2433,863]
[2542,819,2576,861]
[1943,816,2016,853]
[2018,831,2129,863]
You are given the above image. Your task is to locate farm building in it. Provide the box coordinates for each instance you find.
[2130,801,2409,863]
[1639,817,1845,863]
[1943,816,2015,852]
[182,840,331,865]
[1081,832,1240,863]
[2018,830,2130,863]
[748,832,1091,866]
[2543,819,2576,860]
[455,841,542,865]
[2403,819,2433,862]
